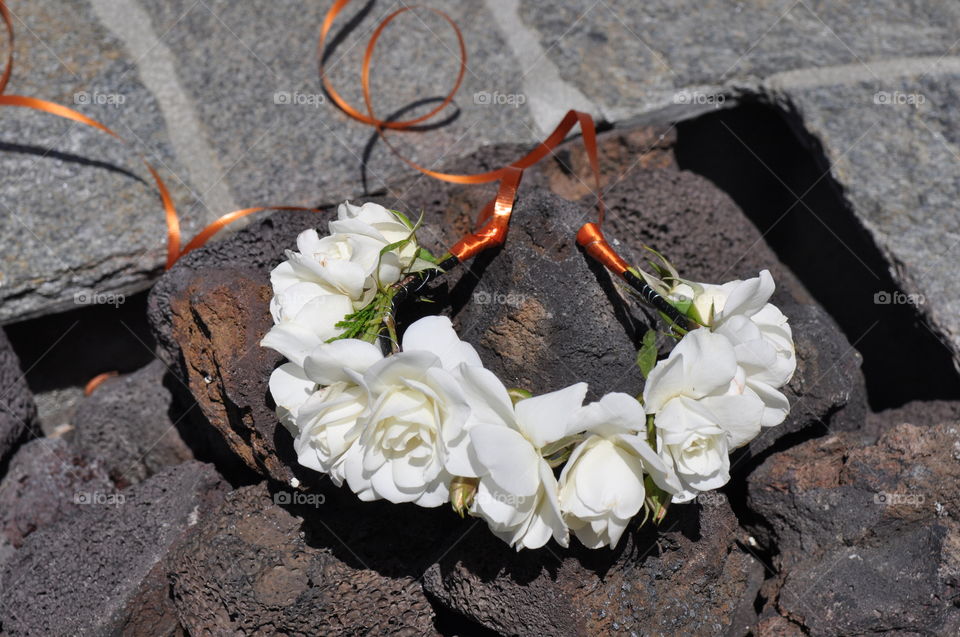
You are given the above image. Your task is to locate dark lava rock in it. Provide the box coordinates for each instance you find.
[0,461,227,637]
[431,188,652,401]
[70,359,194,487]
[748,422,960,635]
[151,265,305,484]
[0,437,112,567]
[168,482,446,636]
[738,303,867,463]
[865,398,960,434]
[422,492,762,636]
[395,126,865,450]
[147,205,328,484]
[147,209,323,372]
[0,329,39,466]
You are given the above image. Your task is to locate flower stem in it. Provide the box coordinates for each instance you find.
[353,288,397,345]
[383,309,400,354]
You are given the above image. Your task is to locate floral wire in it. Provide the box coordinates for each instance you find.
[623,269,698,330]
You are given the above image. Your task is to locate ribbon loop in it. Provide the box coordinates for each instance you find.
[0,2,320,270]
[319,0,608,249]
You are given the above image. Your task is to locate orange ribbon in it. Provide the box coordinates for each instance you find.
[319,0,607,256]
[0,3,319,269]
[576,222,630,276]
[83,371,118,396]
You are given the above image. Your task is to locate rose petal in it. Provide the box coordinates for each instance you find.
[303,339,384,385]
[717,270,774,321]
[514,382,589,448]
[575,392,646,437]
[469,425,541,497]
[261,322,323,367]
[401,315,482,369]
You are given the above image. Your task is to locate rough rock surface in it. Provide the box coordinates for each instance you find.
[423,492,762,636]
[748,422,960,635]
[147,126,866,485]
[169,482,447,636]
[151,265,304,484]
[0,329,39,466]
[0,461,227,637]
[0,437,113,567]
[767,67,960,369]
[393,130,866,456]
[866,399,960,434]
[70,359,194,487]
[1,0,537,324]
[0,0,204,324]
[740,303,867,460]
[518,1,960,120]
[427,190,652,402]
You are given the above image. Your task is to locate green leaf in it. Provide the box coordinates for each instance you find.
[643,475,672,525]
[330,287,397,343]
[379,238,412,257]
[635,329,658,379]
[390,208,417,230]
[507,387,532,404]
[415,246,440,264]
[643,245,679,281]
[375,209,433,286]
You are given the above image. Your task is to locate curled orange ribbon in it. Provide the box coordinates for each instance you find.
[319,0,606,259]
[0,2,319,269]
[321,0,683,326]
[325,1,676,322]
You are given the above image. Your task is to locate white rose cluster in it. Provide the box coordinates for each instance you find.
[262,201,432,367]
[264,211,795,551]
[648,270,797,502]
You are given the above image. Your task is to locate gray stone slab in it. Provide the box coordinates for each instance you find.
[133,0,540,205]
[1,0,545,324]
[765,60,960,365]
[518,0,960,120]
[0,0,209,323]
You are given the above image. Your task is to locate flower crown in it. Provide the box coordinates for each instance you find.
[262,201,796,551]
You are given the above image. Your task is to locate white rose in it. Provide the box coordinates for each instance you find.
[332,201,433,273]
[655,396,731,502]
[261,294,354,367]
[270,228,400,323]
[669,281,730,324]
[316,316,482,507]
[667,270,796,427]
[670,271,770,327]
[453,365,588,550]
[291,339,385,484]
[558,393,681,548]
[268,362,316,434]
[295,381,368,485]
[643,329,765,499]
[715,313,794,427]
